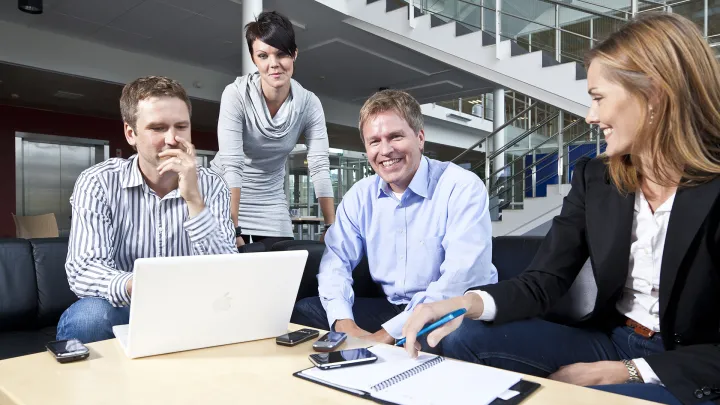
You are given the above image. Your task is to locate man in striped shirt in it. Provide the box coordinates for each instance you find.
[57,76,237,344]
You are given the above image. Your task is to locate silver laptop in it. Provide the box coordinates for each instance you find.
[112,250,308,358]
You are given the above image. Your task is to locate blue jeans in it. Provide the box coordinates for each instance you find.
[291,296,405,332]
[56,298,130,343]
[442,318,710,405]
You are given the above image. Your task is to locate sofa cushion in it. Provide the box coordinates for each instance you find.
[0,239,37,331]
[30,238,77,327]
[491,236,545,281]
[0,326,57,360]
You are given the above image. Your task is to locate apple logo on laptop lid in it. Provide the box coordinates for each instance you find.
[212,292,232,312]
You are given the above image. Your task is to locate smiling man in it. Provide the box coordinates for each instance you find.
[57,76,237,344]
[291,90,498,343]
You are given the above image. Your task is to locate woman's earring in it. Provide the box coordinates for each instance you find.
[649,106,655,125]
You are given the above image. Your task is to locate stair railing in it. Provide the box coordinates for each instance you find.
[486,126,604,214]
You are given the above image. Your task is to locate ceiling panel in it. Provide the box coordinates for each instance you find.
[36,11,104,37]
[52,0,144,25]
[197,0,243,28]
[156,0,222,14]
[294,39,430,100]
[92,26,151,51]
[108,0,195,38]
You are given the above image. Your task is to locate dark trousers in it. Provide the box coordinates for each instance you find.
[291,296,405,333]
[240,235,293,252]
[442,318,711,405]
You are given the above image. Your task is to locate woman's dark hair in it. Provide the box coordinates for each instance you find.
[245,11,297,57]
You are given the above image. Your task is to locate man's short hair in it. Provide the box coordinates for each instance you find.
[358,90,423,140]
[120,76,192,129]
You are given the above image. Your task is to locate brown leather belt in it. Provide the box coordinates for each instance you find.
[625,317,655,338]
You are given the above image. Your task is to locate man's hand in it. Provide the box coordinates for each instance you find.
[334,319,371,338]
[126,277,133,298]
[549,361,633,386]
[158,137,204,217]
[401,295,477,358]
[363,328,395,344]
[236,236,246,248]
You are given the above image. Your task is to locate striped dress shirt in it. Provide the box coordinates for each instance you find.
[65,155,237,307]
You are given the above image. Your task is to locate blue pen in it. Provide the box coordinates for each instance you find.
[395,308,467,346]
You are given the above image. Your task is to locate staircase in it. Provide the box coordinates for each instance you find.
[314,0,613,235]
[324,0,593,116]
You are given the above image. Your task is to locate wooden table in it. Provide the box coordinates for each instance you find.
[0,324,657,405]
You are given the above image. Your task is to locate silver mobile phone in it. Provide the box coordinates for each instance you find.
[312,331,347,352]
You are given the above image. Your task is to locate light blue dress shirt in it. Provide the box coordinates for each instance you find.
[318,157,498,338]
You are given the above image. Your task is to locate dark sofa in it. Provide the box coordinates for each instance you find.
[0,236,545,360]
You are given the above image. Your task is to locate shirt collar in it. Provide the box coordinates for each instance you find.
[634,188,676,214]
[376,157,430,199]
[121,155,144,189]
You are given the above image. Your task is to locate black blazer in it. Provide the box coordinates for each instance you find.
[476,157,720,404]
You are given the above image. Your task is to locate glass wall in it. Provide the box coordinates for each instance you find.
[286,147,372,239]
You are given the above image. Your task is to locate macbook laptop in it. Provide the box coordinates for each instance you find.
[112,250,308,358]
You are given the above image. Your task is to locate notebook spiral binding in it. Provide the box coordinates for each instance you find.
[370,356,445,392]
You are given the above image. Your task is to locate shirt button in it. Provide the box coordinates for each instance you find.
[399,255,405,260]
[399,229,404,234]
[674,333,683,344]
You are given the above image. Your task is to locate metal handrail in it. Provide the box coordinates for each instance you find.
[534,0,629,21]
[487,127,602,210]
[451,100,539,163]
[450,0,610,41]
[487,126,597,195]
[484,118,584,180]
[489,139,602,212]
[471,112,559,172]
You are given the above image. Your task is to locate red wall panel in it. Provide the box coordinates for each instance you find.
[0,104,218,237]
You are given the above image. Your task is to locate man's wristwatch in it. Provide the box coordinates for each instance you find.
[622,360,644,383]
[235,226,242,238]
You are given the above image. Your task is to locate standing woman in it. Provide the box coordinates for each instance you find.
[212,11,335,250]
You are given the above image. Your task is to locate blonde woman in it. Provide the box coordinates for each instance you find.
[399,13,720,405]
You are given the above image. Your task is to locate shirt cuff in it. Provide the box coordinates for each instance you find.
[465,290,497,321]
[633,358,663,385]
[183,207,215,242]
[108,271,133,307]
[381,311,411,339]
[324,299,355,331]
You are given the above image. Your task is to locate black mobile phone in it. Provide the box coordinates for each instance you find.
[309,348,378,370]
[312,331,347,352]
[46,339,90,363]
[276,328,320,346]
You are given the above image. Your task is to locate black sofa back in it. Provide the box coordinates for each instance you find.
[0,235,546,360]
[273,236,543,301]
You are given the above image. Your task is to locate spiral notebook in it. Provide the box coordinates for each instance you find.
[294,345,540,405]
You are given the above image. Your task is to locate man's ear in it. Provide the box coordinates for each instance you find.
[293,49,299,61]
[417,129,425,151]
[124,123,137,147]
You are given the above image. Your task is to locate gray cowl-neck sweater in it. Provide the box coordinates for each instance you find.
[211,72,332,237]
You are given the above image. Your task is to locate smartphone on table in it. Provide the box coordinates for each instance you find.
[276,328,320,346]
[312,331,347,352]
[46,339,90,363]
[309,347,378,370]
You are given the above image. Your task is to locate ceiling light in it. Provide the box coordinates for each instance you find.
[53,91,84,100]
[18,0,43,14]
